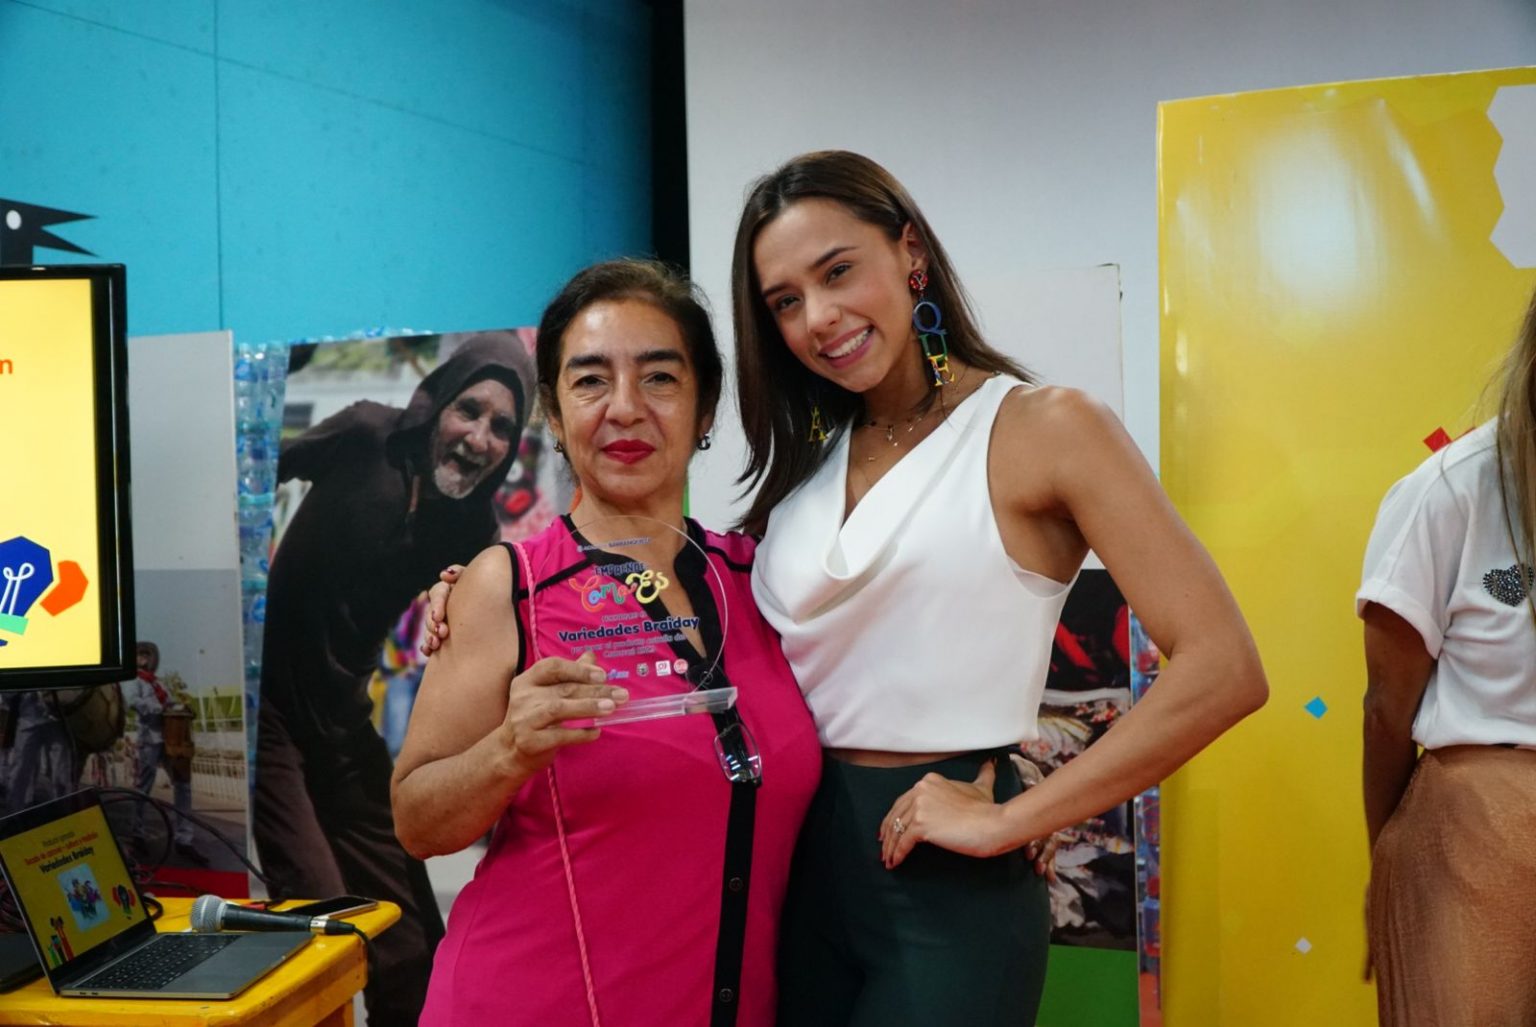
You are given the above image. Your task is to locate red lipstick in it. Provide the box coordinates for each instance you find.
[602,440,655,464]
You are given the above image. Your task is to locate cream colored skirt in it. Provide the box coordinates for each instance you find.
[1368,745,1536,1027]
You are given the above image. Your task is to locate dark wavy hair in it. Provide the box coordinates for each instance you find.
[536,258,723,435]
[730,150,1033,534]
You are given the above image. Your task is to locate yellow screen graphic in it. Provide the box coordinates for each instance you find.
[0,278,102,668]
[0,805,143,967]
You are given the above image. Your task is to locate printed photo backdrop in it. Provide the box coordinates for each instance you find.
[271,329,564,752]
[1031,570,1137,951]
[245,328,556,1023]
[1033,571,1143,1027]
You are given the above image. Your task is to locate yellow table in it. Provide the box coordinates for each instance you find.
[0,899,399,1026]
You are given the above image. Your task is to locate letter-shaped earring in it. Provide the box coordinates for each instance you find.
[808,405,830,443]
[910,270,953,387]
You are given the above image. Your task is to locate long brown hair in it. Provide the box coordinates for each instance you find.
[1495,284,1536,629]
[731,150,1033,535]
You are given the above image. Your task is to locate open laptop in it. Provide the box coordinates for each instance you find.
[0,789,309,999]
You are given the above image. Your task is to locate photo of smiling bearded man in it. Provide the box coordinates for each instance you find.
[251,331,533,1027]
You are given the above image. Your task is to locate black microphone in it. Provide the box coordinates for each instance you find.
[189,895,354,936]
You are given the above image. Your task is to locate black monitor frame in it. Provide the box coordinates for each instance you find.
[0,264,134,691]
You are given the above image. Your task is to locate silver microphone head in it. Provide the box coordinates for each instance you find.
[189,894,225,933]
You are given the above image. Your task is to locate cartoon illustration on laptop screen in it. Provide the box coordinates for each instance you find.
[2,793,143,963]
[0,790,308,999]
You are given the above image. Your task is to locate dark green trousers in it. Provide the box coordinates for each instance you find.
[777,751,1050,1026]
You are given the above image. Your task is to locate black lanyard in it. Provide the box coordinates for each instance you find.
[555,519,761,1026]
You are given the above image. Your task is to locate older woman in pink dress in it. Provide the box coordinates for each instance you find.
[392,260,820,1027]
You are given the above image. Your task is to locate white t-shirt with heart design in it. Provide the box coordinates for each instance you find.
[1357,420,1536,748]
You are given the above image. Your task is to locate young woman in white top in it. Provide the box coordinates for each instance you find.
[425,152,1267,1023]
[732,150,1266,1025]
[1358,286,1536,1026]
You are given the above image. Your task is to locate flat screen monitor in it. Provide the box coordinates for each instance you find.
[0,264,133,690]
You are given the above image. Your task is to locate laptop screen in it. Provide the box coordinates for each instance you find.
[0,792,147,972]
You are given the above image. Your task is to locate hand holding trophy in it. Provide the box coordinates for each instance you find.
[528,514,736,727]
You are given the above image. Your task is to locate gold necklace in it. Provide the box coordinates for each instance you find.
[861,406,935,446]
[857,368,981,462]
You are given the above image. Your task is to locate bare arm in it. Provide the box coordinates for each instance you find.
[882,388,1267,864]
[1360,602,1432,850]
[390,545,625,858]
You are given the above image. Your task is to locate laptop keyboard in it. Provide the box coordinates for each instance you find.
[81,933,240,990]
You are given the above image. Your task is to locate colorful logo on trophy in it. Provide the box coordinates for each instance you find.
[571,573,633,613]
[623,569,669,604]
[0,535,90,648]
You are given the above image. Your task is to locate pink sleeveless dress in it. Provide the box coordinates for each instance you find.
[420,517,820,1026]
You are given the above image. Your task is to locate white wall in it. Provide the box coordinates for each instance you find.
[683,0,1536,527]
[129,332,238,572]
[128,332,243,692]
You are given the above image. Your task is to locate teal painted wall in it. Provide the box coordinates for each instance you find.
[0,0,652,341]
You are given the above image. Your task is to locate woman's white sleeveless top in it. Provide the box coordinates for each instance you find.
[752,375,1077,751]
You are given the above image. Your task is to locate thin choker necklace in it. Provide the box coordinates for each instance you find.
[859,368,981,454]
[861,405,936,446]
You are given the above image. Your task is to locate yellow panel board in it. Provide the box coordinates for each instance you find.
[1159,67,1536,1025]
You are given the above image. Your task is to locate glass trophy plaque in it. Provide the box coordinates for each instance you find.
[535,515,735,726]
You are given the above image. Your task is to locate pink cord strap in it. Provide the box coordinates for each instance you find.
[549,769,601,1027]
[512,541,602,1027]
